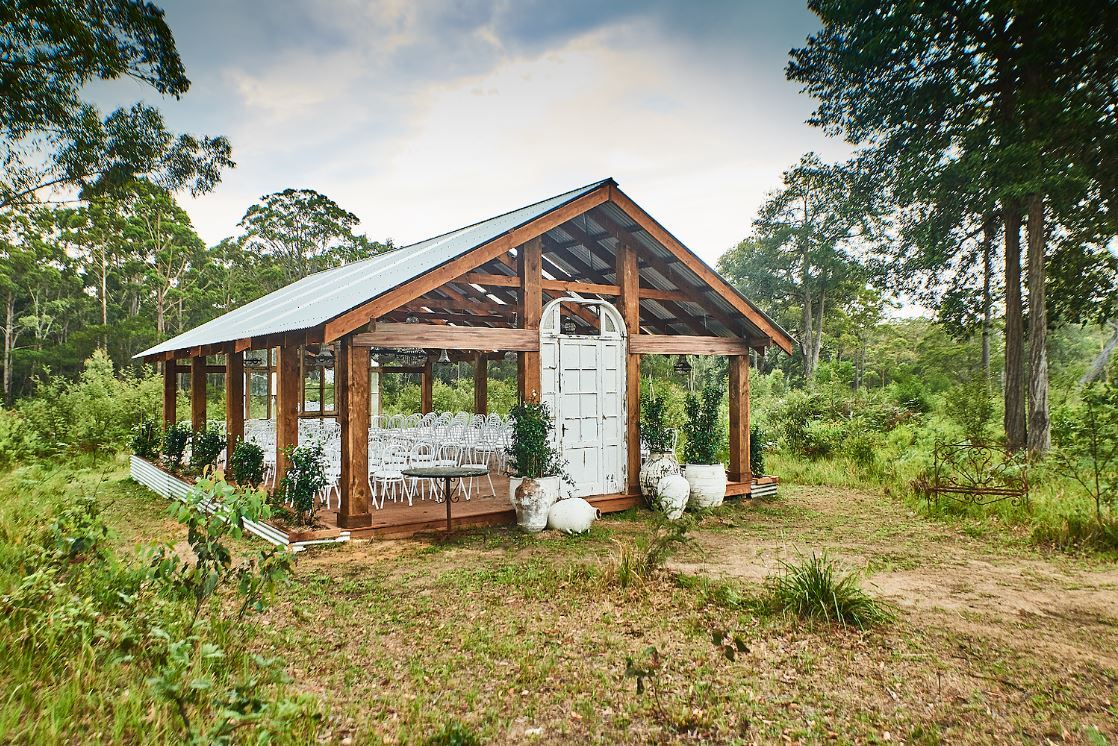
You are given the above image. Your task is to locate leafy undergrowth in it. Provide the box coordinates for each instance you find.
[2,459,1116,744]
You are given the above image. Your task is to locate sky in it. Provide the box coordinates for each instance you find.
[102,0,852,266]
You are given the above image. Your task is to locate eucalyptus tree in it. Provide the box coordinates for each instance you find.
[788,0,1118,454]
[238,189,388,285]
[719,154,873,381]
[0,0,234,209]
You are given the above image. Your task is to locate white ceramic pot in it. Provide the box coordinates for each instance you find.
[639,451,681,503]
[509,476,561,532]
[547,497,600,534]
[654,473,689,520]
[684,464,727,509]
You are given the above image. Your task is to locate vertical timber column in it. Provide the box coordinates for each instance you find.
[190,355,207,432]
[728,353,751,485]
[518,237,542,402]
[162,359,178,428]
[337,336,372,528]
[421,356,434,414]
[274,345,300,485]
[616,239,642,493]
[225,346,245,450]
[474,353,488,415]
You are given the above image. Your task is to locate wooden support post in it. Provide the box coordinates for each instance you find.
[163,360,178,428]
[190,355,206,432]
[617,239,642,493]
[275,346,300,485]
[519,237,542,402]
[474,353,488,415]
[421,356,434,414]
[225,348,244,450]
[337,336,372,528]
[728,353,751,484]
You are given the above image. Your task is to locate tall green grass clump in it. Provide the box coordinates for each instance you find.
[764,552,893,628]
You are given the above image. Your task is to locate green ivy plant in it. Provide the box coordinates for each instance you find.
[162,422,191,472]
[640,388,675,454]
[190,424,227,474]
[131,420,162,460]
[682,386,722,465]
[280,443,327,526]
[507,401,565,479]
[229,439,266,487]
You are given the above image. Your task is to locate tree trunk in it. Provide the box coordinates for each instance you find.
[1026,194,1050,456]
[812,289,825,378]
[3,292,14,407]
[801,287,816,381]
[1081,323,1118,385]
[981,215,996,380]
[1003,200,1027,451]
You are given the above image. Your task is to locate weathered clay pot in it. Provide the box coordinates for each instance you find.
[509,475,561,532]
[654,473,690,520]
[684,463,727,509]
[547,497,600,534]
[639,451,681,503]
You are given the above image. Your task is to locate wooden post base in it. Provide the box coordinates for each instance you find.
[338,512,373,529]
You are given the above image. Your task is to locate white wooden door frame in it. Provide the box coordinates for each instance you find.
[540,298,628,497]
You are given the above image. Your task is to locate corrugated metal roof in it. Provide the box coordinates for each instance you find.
[136,179,613,358]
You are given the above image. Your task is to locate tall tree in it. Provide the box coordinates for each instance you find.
[789,0,1118,454]
[720,154,871,381]
[238,189,387,285]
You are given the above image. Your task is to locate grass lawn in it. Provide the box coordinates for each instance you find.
[2,457,1116,744]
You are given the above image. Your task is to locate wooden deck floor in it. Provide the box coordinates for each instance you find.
[288,473,766,542]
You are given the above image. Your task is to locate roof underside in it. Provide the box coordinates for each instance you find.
[138,178,793,358]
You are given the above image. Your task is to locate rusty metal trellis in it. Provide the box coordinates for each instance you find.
[920,441,1030,510]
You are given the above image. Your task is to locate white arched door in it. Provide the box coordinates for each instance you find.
[540,298,628,497]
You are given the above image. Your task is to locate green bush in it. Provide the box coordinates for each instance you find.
[843,424,880,471]
[682,386,722,464]
[229,439,266,486]
[640,388,676,454]
[16,350,162,457]
[764,552,893,628]
[190,423,226,473]
[131,419,163,460]
[281,443,327,525]
[944,379,997,444]
[750,424,765,476]
[162,422,190,472]
[507,401,565,479]
[890,378,931,414]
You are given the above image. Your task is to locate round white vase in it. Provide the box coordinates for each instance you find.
[654,473,689,520]
[639,451,681,504]
[684,463,727,509]
[547,497,600,534]
[509,476,561,532]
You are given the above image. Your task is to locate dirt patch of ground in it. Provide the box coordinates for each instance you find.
[675,485,1118,671]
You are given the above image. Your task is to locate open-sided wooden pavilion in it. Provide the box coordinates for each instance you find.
[136,178,794,536]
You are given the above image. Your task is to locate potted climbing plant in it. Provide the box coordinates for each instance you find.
[682,385,727,508]
[506,400,565,532]
[639,387,682,508]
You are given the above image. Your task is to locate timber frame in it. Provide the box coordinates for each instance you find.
[142,179,793,532]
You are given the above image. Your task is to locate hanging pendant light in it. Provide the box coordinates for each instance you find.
[673,355,692,376]
[243,352,265,367]
[438,349,451,364]
[560,316,577,335]
[314,349,335,368]
[405,314,420,324]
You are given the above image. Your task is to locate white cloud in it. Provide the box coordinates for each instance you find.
[177,4,850,265]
